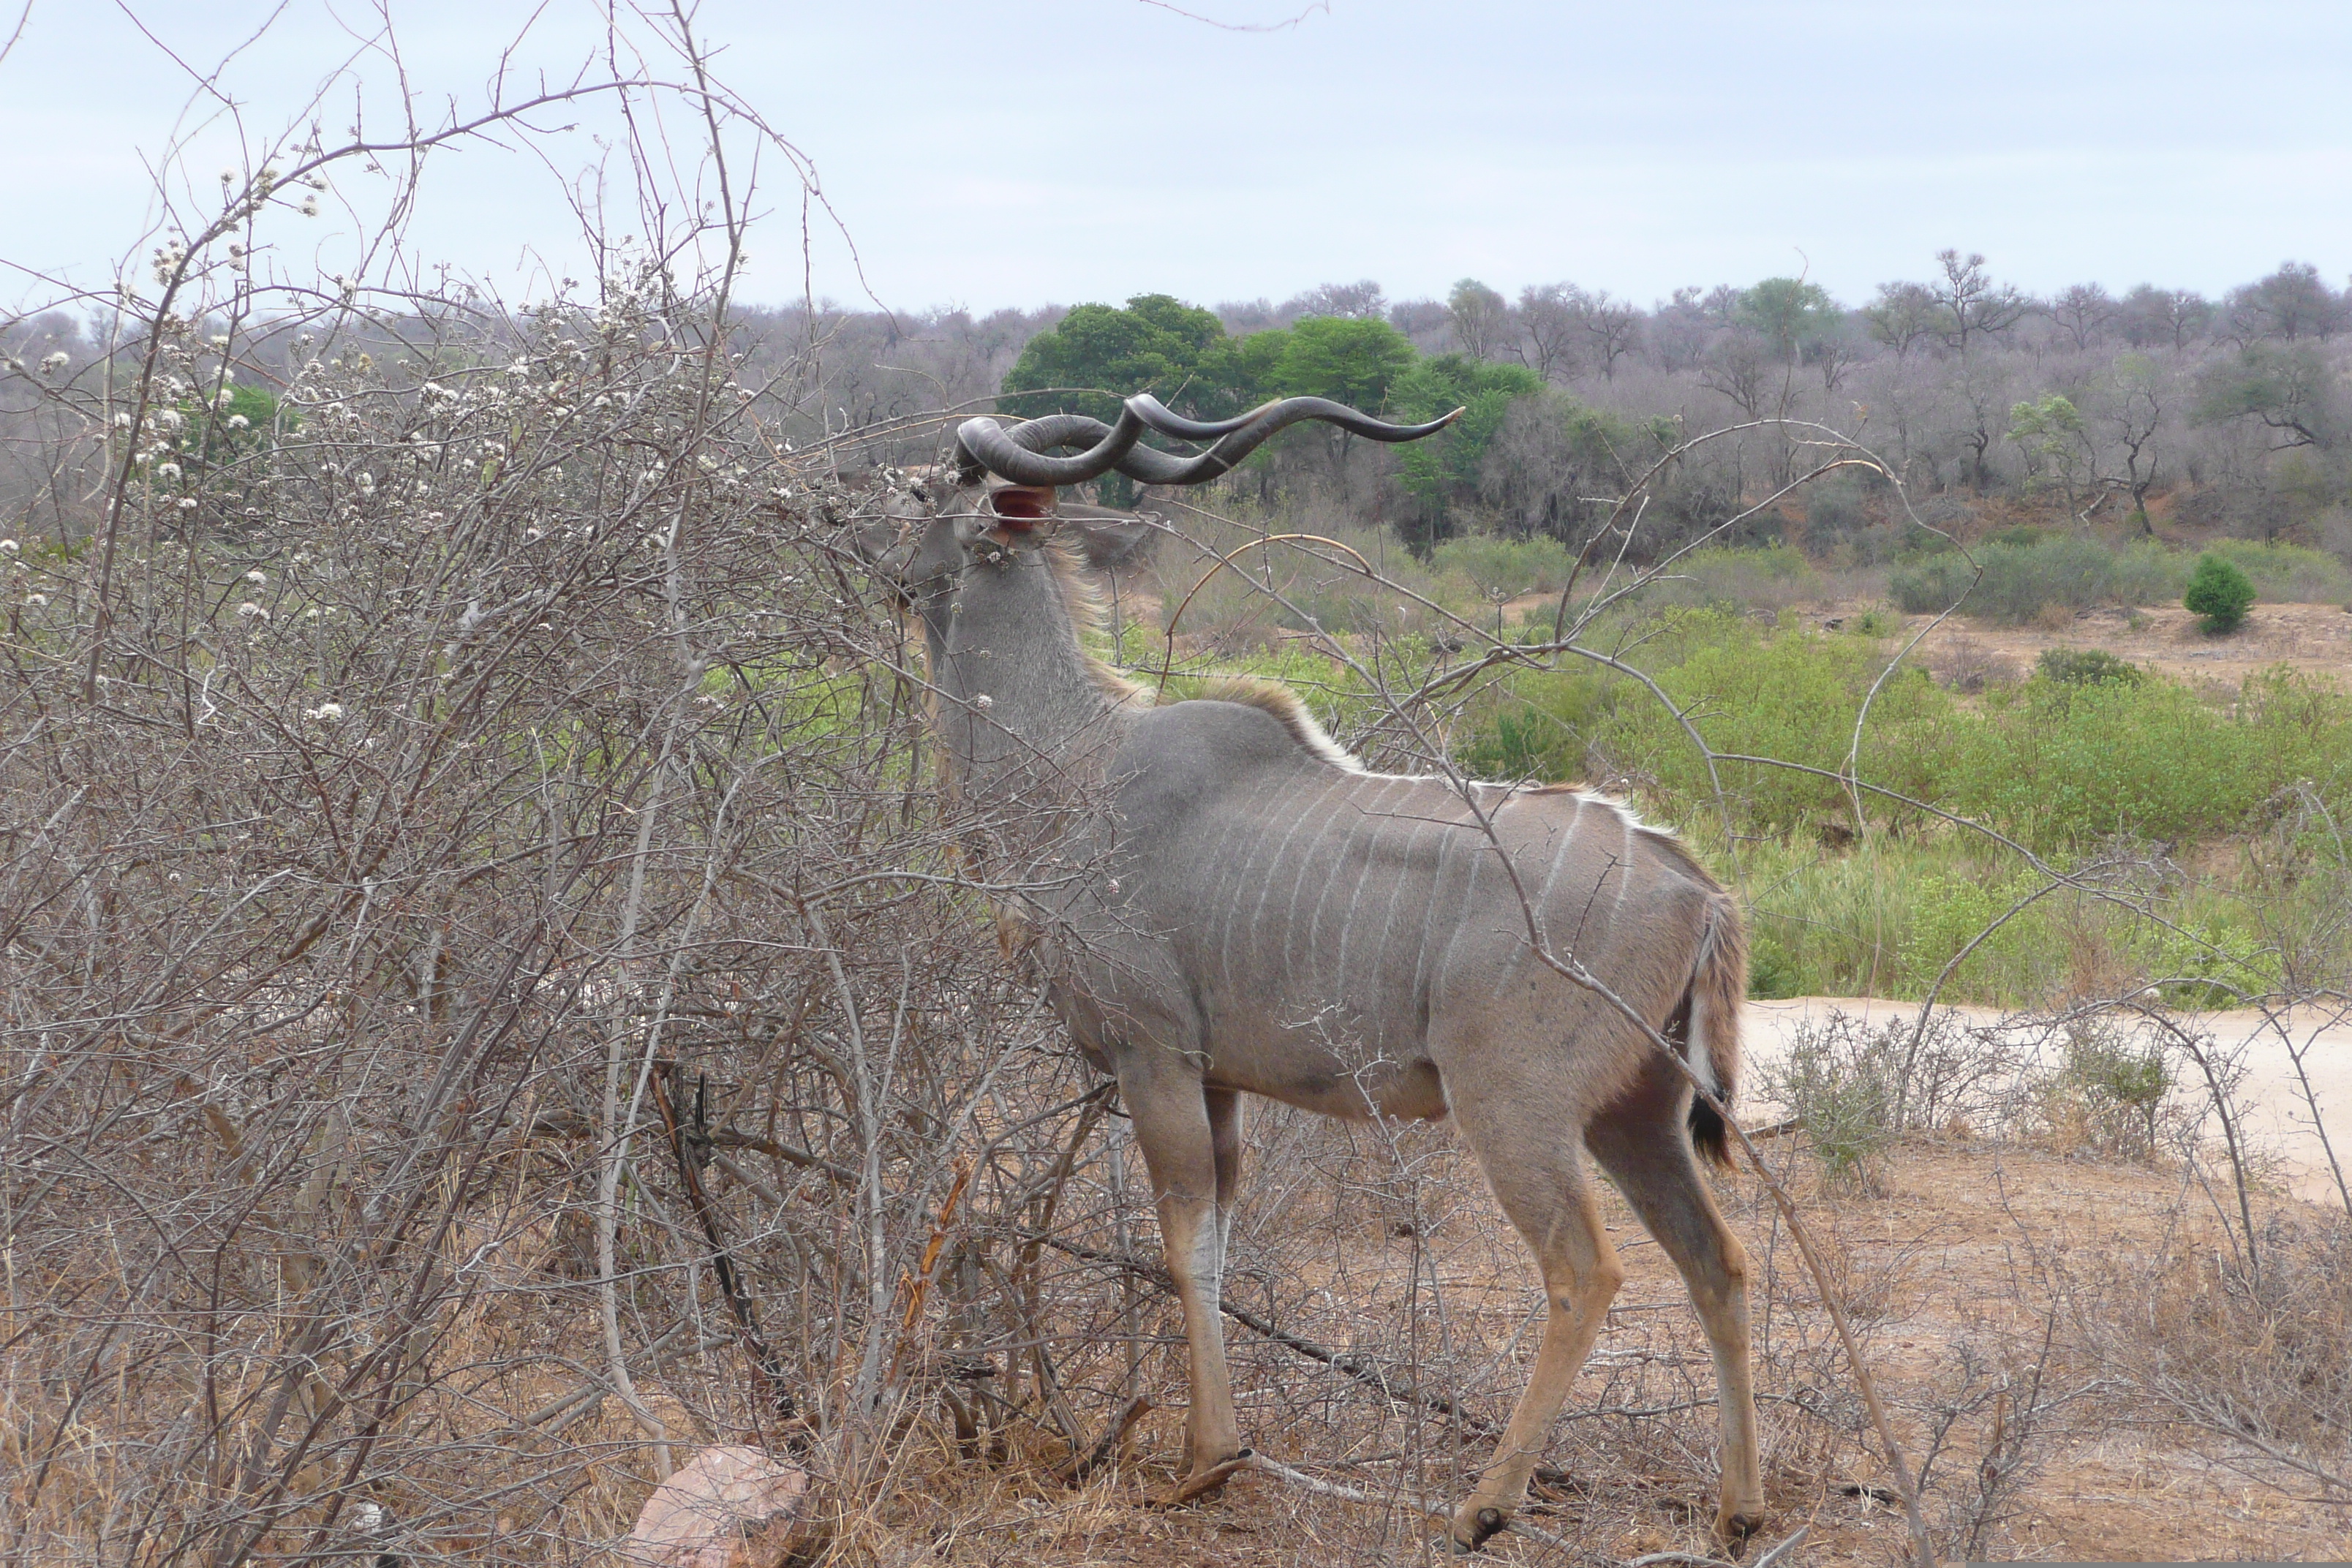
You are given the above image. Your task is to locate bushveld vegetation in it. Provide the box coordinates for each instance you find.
[1128,598,2350,1011]
[4,12,2350,1568]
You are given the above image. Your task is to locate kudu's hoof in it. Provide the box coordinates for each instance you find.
[1444,1505,1509,1554]
[1714,1503,1766,1547]
[1151,1449,1252,1507]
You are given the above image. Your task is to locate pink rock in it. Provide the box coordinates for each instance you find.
[622,1446,809,1568]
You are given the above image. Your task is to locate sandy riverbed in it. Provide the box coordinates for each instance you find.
[1741,996,2352,1207]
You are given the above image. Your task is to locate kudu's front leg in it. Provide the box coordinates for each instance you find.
[1123,1071,1247,1495]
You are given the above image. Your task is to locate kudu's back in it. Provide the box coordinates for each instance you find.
[1067,693,1743,1136]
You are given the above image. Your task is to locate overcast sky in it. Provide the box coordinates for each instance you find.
[6,0,2349,317]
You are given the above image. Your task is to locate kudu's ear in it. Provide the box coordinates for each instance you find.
[838,483,929,593]
[1059,502,1163,573]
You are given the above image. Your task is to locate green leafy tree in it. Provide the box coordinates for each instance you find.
[2184,553,2255,633]
[2193,342,2338,450]
[999,293,1233,422]
[176,382,286,472]
[2006,393,2095,510]
[1198,326,1291,414]
[1387,354,1542,535]
[1270,316,1416,409]
[1735,277,1839,361]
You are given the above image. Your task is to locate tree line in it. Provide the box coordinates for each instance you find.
[7,252,2348,562]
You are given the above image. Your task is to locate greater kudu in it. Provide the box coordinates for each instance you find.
[854,394,1763,1550]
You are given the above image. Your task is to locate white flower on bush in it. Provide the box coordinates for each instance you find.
[245,569,265,584]
[236,601,268,620]
[155,462,181,483]
[304,702,344,723]
[26,593,48,606]
[0,539,15,554]
[176,497,197,512]
[39,351,67,375]
[227,414,249,430]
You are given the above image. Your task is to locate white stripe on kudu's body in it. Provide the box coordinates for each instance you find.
[868,404,1763,1552]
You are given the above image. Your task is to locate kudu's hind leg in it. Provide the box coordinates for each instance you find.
[1588,1085,1765,1542]
[1122,1071,1246,1489]
[1444,1096,1624,1552]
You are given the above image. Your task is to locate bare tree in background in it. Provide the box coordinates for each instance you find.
[1447,277,1514,361]
[2046,282,2118,353]
[1288,279,1389,320]
[1578,287,1643,380]
[1513,282,1584,383]
[1865,281,1944,359]
[1934,249,2031,352]
[2119,284,2212,350]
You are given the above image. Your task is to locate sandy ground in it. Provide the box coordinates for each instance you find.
[1745,997,2352,1206]
[951,1092,2352,1567]
[1858,599,2352,690]
[1493,592,2352,687]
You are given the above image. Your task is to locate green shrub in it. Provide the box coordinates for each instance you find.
[1761,1017,1903,1181]
[2203,539,2352,604]
[1589,611,2349,853]
[1459,709,1560,781]
[2133,909,2280,1006]
[1804,473,1874,540]
[2184,552,2256,633]
[2106,540,2192,606]
[1898,868,2047,998]
[1623,544,1823,612]
[2044,1022,2171,1159]
[1429,533,1575,600]
[2036,647,2144,686]
[1891,534,2189,624]
[1457,668,1615,783]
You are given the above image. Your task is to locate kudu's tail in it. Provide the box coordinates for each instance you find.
[1683,897,1748,1168]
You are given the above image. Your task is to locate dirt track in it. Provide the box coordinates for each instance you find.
[1862,598,2352,690]
[1746,997,2352,1205]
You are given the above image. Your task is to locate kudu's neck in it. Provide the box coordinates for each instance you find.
[920,542,1128,799]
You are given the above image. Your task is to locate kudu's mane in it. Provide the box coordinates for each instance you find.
[1036,531,1155,708]
[1191,678,1363,772]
